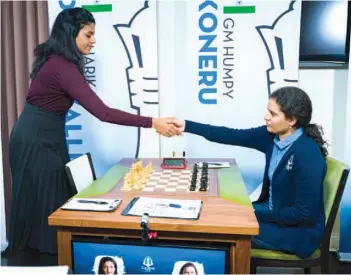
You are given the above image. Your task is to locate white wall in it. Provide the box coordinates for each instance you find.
[299,68,348,161]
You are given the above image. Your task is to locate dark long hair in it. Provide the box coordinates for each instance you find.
[30,7,95,79]
[179,262,198,275]
[98,256,117,274]
[270,86,328,157]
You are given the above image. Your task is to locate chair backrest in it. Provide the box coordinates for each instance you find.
[65,153,97,193]
[321,157,349,251]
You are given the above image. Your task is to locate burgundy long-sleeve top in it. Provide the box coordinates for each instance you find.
[26,55,152,128]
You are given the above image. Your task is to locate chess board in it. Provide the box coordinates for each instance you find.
[113,163,219,196]
[142,170,204,192]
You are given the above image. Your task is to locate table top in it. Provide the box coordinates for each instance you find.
[48,158,259,236]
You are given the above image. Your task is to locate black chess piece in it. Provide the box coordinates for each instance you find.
[190,175,197,187]
[190,185,196,191]
[199,186,206,191]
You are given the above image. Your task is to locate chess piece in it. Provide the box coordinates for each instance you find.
[190,178,197,186]
[122,173,133,191]
[145,162,153,174]
[122,160,154,192]
[199,186,206,191]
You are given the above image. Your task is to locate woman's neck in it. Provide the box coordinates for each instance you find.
[278,128,296,140]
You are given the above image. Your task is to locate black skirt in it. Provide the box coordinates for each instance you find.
[8,103,77,254]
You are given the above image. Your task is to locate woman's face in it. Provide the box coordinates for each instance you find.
[264,98,295,136]
[76,23,96,55]
[183,266,197,275]
[103,260,116,274]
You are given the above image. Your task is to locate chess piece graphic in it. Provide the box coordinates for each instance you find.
[256,1,299,98]
[113,1,159,158]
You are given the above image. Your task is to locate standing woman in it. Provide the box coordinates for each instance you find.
[8,7,178,255]
[171,86,328,258]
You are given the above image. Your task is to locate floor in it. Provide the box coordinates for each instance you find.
[1,247,351,274]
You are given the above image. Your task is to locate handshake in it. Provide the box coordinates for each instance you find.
[152,117,185,137]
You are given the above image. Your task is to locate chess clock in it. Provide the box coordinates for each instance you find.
[161,158,187,169]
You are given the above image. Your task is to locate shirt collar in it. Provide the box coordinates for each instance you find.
[274,128,303,150]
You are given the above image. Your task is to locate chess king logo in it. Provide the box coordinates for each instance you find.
[141,256,155,273]
[113,0,159,158]
[256,0,299,98]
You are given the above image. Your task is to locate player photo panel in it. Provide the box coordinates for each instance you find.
[172,261,205,275]
[92,255,125,275]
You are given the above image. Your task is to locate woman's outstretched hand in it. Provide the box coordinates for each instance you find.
[152,117,181,137]
[166,118,185,133]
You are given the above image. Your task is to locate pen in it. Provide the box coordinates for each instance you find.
[196,162,223,166]
[155,203,182,208]
[77,200,108,205]
[169,203,181,208]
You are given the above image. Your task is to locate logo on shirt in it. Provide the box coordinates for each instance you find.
[286,154,294,170]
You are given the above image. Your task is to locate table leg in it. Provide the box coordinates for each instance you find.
[229,237,251,274]
[57,229,72,268]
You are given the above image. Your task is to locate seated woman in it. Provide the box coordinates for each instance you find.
[171,86,327,258]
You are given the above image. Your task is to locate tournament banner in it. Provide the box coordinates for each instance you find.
[48,0,159,177]
[174,0,301,196]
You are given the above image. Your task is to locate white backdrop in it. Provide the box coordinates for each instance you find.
[48,0,301,196]
[160,0,302,195]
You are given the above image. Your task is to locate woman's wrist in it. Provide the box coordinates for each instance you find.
[152,117,157,129]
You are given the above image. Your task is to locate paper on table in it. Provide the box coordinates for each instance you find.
[126,197,202,219]
[61,198,121,212]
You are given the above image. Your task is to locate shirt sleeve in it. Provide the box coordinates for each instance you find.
[184,120,273,153]
[58,62,152,128]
